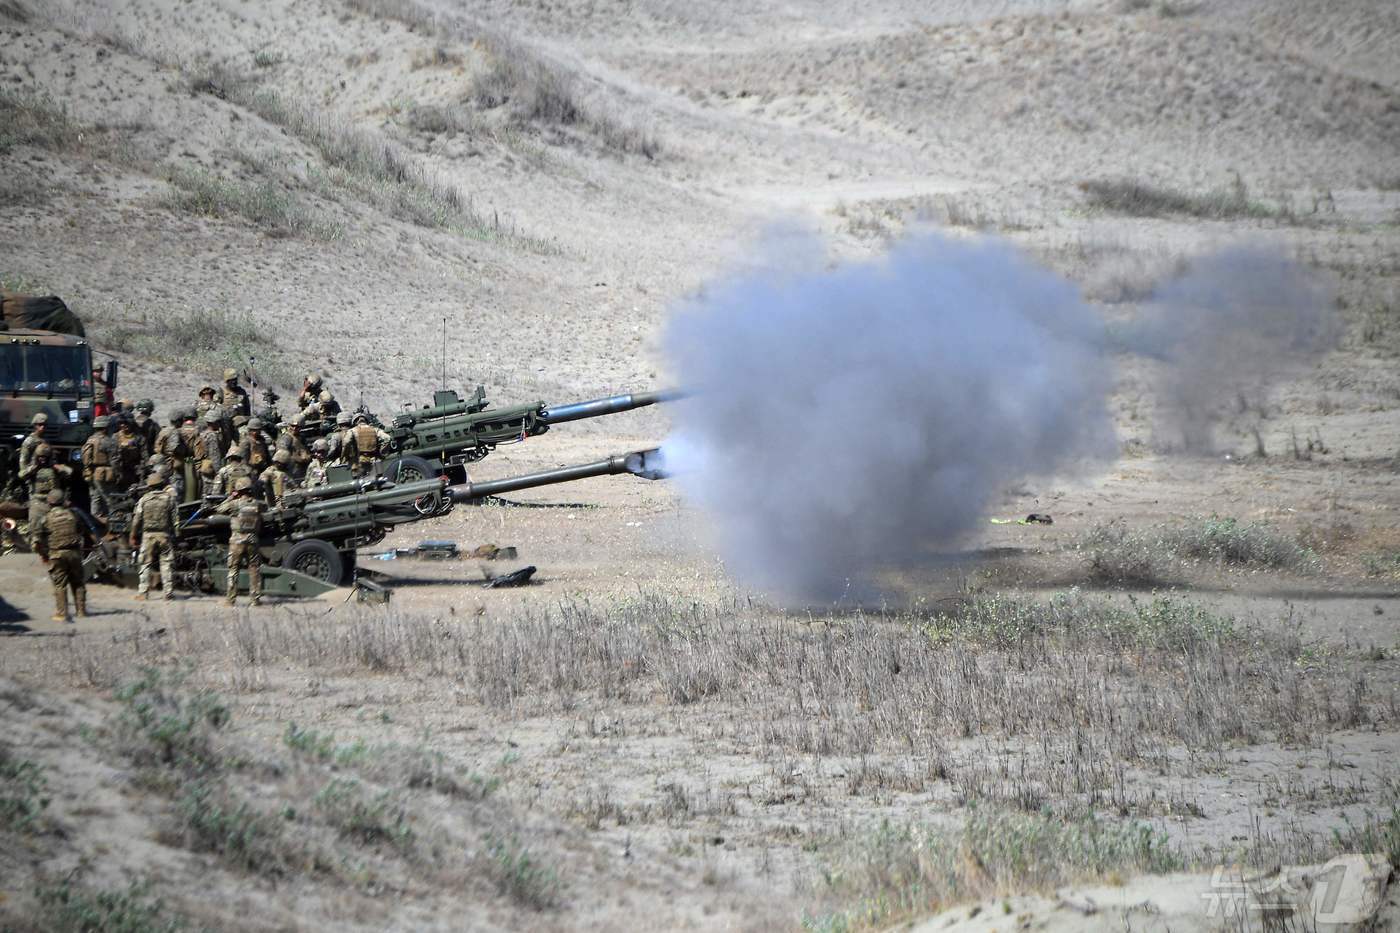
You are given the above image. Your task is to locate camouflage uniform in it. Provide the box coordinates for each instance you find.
[131,474,177,600]
[304,441,330,489]
[219,369,251,419]
[133,401,161,453]
[259,449,297,505]
[34,490,90,622]
[345,416,391,478]
[238,417,273,473]
[176,414,202,502]
[276,425,311,478]
[80,415,119,518]
[197,411,225,493]
[217,479,262,606]
[194,385,219,422]
[328,411,353,464]
[115,420,147,491]
[211,446,252,497]
[16,414,47,482]
[153,412,189,501]
[296,374,324,411]
[24,445,72,546]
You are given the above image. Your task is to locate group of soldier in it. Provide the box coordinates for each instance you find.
[15,370,393,620]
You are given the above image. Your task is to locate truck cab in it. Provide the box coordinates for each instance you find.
[1,330,98,487]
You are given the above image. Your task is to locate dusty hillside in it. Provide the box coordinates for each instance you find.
[2,0,1399,929]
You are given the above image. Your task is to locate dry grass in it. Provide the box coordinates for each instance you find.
[806,808,1181,930]
[1080,176,1293,222]
[160,164,335,239]
[8,586,1392,926]
[1078,517,1319,584]
[342,0,659,159]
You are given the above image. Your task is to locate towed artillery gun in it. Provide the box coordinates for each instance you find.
[300,385,679,484]
[85,448,666,597]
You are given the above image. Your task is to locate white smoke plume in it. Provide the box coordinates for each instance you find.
[662,232,1117,601]
[1119,248,1339,450]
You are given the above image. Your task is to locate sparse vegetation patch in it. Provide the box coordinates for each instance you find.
[1079,516,1318,584]
[0,746,50,833]
[808,808,1182,930]
[1080,176,1289,222]
[32,880,185,933]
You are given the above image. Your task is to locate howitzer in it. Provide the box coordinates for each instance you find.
[84,449,666,596]
[379,386,680,483]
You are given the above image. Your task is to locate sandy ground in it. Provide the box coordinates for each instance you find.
[2,0,1400,928]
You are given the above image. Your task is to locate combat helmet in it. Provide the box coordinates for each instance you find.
[46,489,64,505]
[233,477,254,493]
[146,473,166,488]
[30,412,48,426]
[272,449,291,466]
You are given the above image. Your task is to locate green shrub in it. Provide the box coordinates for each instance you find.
[177,781,287,875]
[0,748,49,833]
[34,880,184,933]
[484,833,560,909]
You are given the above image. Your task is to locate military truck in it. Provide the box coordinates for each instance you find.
[1,293,114,502]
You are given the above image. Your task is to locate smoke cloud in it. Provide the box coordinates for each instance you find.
[1119,248,1338,450]
[663,232,1117,600]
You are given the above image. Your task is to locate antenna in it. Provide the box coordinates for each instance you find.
[441,315,447,392]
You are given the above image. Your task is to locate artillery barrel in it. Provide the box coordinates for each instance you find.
[449,449,662,503]
[538,389,683,426]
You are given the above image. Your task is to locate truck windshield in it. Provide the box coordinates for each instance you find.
[0,346,92,395]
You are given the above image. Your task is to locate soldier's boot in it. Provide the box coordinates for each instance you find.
[133,592,148,601]
[74,587,88,618]
[52,588,68,623]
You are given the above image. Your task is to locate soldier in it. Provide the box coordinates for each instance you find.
[34,488,92,623]
[276,422,311,479]
[23,443,72,547]
[219,368,251,419]
[196,410,225,494]
[115,416,147,491]
[317,388,340,420]
[175,410,203,502]
[81,414,119,518]
[216,477,262,607]
[305,439,330,488]
[133,399,161,452]
[154,410,191,501]
[240,417,271,472]
[130,473,177,601]
[345,413,391,478]
[194,385,219,421]
[16,413,48,481]
[145,452,173,490]
[328,410,354,465]
[211,445,252,497]
[260,449,297,504]
[297,373,324,411]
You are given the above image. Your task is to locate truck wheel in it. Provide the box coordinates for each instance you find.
[385,455,438,484]
[282,539,344,585]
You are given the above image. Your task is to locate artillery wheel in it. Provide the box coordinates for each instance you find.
[282,539,345,585]
[385,455,438,484]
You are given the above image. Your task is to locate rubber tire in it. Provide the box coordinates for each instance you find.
[282,539,345,586]
[385,455,438,484]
